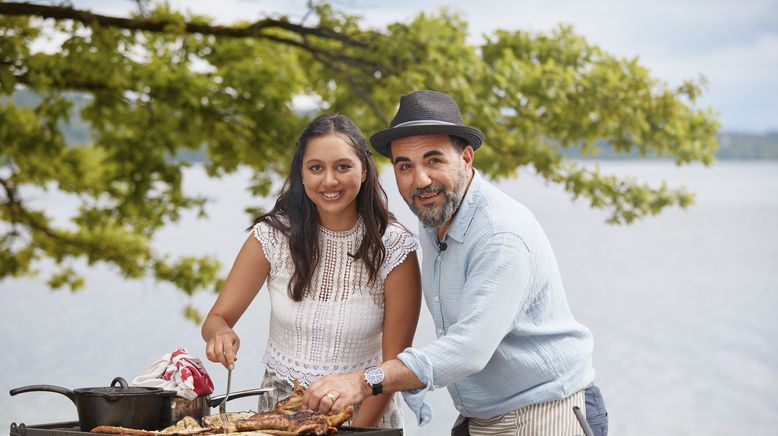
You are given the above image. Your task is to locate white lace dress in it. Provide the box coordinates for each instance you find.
[252,217,418,428]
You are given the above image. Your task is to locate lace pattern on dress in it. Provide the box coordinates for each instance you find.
[263,341,382,388]
[380,223,420,279]
[252,220,280,263]
[251,217,419,400]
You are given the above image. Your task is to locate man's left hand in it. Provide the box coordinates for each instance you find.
[303,371,370,414]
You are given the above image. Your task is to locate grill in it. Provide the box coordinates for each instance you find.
[9,422,402,436]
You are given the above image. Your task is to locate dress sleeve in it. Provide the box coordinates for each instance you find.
[380,223,420,280]
[251,221,276,264]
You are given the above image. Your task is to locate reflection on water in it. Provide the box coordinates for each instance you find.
[2,162,777,435]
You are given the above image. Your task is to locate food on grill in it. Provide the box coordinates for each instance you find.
[159,417,212,434]
[272,380,306,414]
[91,422,275,436]
[90,426,157,435]
[237,380,353,435]
[277,380,352,430]
[235,411,329,434]
[202,412,256,433]
[91,381,352,436]
[91,417,211,436]
[237,407,353,434]
[271,380,353,426]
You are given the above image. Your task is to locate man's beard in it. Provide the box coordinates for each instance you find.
[405,165,468,229]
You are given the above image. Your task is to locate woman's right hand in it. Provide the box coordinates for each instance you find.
[205,328,240,369]
[201,235,270,369]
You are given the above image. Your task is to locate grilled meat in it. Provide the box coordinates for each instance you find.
[320,406,353,428]
[250,378,353,434]
[236,411,330,435]
[159,417,210,435]
[202,412,256,433]
[90,426,157,435]
[273,380,305,415]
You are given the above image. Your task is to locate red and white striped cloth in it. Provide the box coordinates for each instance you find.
[132,347,214,400]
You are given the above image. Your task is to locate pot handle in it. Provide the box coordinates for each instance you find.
[9,385,77,403]
[207,387,275,408]
[110,377,129,389]
[100,377,133,402]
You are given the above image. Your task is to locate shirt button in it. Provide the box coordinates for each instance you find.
[434,296,439,301]
[436,329,443,336]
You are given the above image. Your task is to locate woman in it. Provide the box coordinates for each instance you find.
[201,114,422,428]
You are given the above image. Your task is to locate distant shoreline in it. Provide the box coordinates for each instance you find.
[7,90,778,160]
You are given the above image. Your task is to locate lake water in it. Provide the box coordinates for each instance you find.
[2,161,777,435]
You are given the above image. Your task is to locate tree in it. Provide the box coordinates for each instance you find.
[0,1,719,316]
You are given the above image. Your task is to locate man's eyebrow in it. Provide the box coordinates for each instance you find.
[393,149,444,164]
[423,150,444,159]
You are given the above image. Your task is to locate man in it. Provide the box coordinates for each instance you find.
[303,90,608,435]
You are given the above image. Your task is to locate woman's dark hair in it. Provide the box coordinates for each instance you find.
[251,114,391,301]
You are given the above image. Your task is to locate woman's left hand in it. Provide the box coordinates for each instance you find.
[303,372,369,414]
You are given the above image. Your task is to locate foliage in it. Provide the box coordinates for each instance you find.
[0,1,719,312]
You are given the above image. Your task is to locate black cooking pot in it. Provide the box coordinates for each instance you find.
[10,377,176,431]
[170,387,275,421]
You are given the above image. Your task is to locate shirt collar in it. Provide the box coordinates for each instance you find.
[424,168,484,244]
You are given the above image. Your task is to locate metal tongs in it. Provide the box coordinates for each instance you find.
[218,367,233,434]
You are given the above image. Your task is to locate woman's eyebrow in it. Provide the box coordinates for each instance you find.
[305,157,356,164]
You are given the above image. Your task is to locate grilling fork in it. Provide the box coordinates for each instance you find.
[219,367,232,434]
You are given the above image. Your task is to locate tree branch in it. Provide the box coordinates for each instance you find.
[1,2,384,81]
[311,50,388,125]
[13,69,115,92]
[0,2,368,47]
[1,175,79,247]
[259,32,383,71]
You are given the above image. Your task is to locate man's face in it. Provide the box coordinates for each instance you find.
[390,135,473,229]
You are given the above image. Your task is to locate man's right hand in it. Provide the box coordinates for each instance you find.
[205,328,240,369]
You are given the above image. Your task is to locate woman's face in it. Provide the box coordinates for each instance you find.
[301,133,366,231]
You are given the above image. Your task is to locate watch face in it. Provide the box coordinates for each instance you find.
[365,367,384,384]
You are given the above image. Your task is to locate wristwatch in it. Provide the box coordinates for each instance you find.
[364,366,384,395]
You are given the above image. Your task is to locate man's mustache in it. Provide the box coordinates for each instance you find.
[411,184,445,198]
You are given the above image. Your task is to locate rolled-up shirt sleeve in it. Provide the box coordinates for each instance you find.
[396,348,435,425]
[397,231,532,423]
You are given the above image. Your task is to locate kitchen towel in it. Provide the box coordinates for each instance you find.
[132,347,214,399]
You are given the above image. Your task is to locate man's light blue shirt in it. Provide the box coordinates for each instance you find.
[397,170,595,424]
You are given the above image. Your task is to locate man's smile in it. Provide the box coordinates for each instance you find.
[413,190,442,205]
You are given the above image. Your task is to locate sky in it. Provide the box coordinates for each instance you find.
[68,0,778,133]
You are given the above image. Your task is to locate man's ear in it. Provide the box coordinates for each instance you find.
[461,145,475,169]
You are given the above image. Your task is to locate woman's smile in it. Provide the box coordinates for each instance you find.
[320,191,344,201]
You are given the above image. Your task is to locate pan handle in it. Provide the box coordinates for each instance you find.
[9,385,77,403]
[207,387,275,408]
